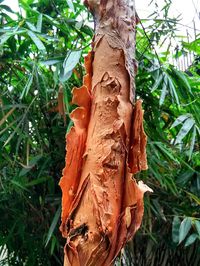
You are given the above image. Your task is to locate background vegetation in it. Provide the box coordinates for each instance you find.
[0,0,199,265]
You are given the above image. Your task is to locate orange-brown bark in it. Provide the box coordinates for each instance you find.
[59,1,152,265]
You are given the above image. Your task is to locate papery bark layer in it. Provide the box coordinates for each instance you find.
[59,1,152,265]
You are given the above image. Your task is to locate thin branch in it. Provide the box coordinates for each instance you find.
[140,18,200,32]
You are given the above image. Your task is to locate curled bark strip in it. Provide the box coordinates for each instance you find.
[128,100,148,174]
[60,1,152,265]
[59,53,92,237]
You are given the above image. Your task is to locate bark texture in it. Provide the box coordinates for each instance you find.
[59,1,152,265]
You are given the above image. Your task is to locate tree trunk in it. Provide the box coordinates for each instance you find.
[59,1,152,265]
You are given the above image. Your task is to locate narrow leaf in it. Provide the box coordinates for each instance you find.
[184,234,198,247]
[66,120,73,133]
[194,220,200,236]
[19,155,42,176]
[159,76,168,105]
[60,70,73,82]
[155,142,177,162]
[0,32,12,46]
[182,39,200,54]
[172,216,181,244]
[75,20,83,30]
[0,107,15,127]
[171,114,191,129]
[27,30,46,51]
[26,176,50,187]
[63,50,81,76]
[26,21,37,32]
[0,115,22,135]
[189,126,196,160]
[167,74,180,105]
[11,180,29,192]
[3,119,24,147]
[175,118,195,145]
[40,58,62,66]
[50,235,57,255]
[179,217,192,244]
[66,0,75,13]
[173,68,192,94]
[176,170,194,186]
[45,206,61,247]
[186,191,200,205]
[20,74,33,99]
[37,14,43,32]
[151,73,163,92]
[0,4,15,13]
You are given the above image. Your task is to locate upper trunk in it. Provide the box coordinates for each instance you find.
[59,1,152,265]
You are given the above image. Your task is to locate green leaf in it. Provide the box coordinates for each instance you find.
[0,32,12,46]
[182,39,200,55]
[60,70,73,82]
[186,191,200,205]
[172,68,192,95]
[26,176,50,187]
[159,75,168,105]
[37,14,43,32]
[151,73,163,92]
[176,170,194,186]
[26,22,37,32]
[63,86,70,115]
[172,216,181,244]
[189,126,196,160]
[19,155,42,177]
[3,117,25,147]
[20,74,33,99]
[0,29,27,47]
[179,217,192,244]
[11,180,29,192]
[66,120,73,133]
[194,220,200,236]
[0,4,14,13]
[152,199,166,221]
[0,107,15,127]
[175,118,195,145]
[155,142,177,162]
[167,74,180,105]
[27,30,46,51]
[184,234,198,247]
[45,206,61,247]
[75,20,83,30]
[66,0,75,13]
[63,50,81,76]
[171,114,191,128]
[50,235,57,255]
[40,58,63,66]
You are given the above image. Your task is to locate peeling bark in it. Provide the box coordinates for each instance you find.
[59,1,152,265]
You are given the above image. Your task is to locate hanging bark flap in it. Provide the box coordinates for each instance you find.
[106,175,153,266]
[59,53,92,237]
[128,100,148,174]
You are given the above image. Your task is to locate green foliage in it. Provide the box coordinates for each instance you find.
[0,0,200,265]
[135,1,200,258]
[0,0,92,265]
